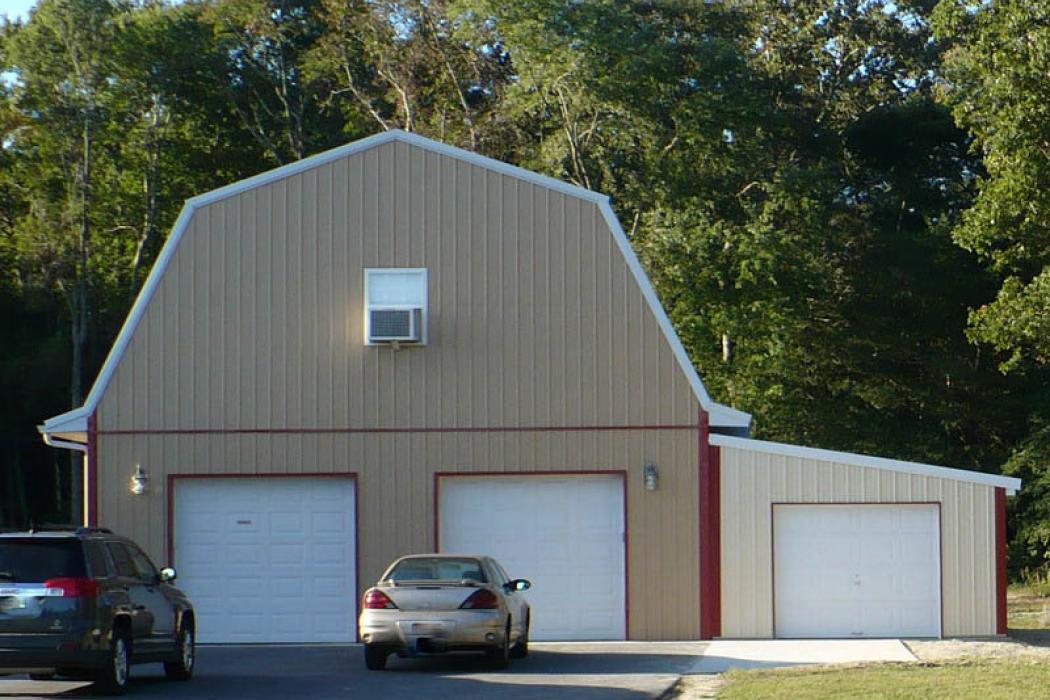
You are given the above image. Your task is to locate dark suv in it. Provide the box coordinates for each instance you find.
[0,528,195,694]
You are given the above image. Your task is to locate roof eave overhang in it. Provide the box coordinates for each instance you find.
[39,407,89,449]
[710,434,1021,495]
[39,129,754,445]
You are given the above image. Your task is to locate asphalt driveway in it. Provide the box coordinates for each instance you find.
[1,642,706,700]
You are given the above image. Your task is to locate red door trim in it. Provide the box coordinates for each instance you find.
[433,470,630,640]
[99,423,698,436]
[995,487,1008,635]
[166,472,362,641]
[770,502,944,639]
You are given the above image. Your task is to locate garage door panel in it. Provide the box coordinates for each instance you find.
[175,477,356,643]
[440,475,625,641]
[775,504,940,638]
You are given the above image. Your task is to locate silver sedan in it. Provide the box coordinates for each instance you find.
[358,554,531,670]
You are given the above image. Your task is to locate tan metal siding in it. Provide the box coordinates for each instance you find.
[98,140,695,431]
[720,446,997,638]
[92,138,706,640]
[97,428,700,640]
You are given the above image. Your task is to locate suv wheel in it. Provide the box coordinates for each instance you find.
[94,629,130,695]
[164,623,195,680]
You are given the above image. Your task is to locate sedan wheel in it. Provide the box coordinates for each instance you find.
[364,644,388,671]
[510,615,529,659]
[485,621,511,670]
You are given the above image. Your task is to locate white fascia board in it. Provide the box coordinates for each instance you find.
[39,406,89,446]
[38,202,199,442]
[710,434,1021,494]
[40,405,89,434]
[596,200,753,430]
[47,128,750,433]
[188,129,608,210]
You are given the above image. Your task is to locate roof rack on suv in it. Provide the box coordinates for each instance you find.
[25,523,86,533]
[74,527,114,535]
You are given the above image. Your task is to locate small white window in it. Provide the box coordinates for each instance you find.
[364,268,428,345]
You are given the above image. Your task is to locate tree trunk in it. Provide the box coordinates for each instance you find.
[66,109,93,527]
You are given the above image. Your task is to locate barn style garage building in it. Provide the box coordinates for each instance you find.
[41,130,1020,642]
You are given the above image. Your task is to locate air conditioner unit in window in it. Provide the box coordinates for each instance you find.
[369,307,423,343]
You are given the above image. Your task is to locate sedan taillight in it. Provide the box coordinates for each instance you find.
[363,589,398,609]
[459,588,499,609]
[43,577,99,598]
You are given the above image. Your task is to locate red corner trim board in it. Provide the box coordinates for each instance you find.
[698,409,721,640]
[996,487,1008,635]
[86,413,98,527]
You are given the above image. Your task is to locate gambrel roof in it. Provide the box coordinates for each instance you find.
[41,130,752,444]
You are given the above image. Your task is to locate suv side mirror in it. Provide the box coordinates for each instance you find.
[505,579,531,592]
[159,567,177,583]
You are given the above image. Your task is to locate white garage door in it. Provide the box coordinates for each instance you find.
[774,504,940,638]
[439,475,625,641]
[175,477,356,643]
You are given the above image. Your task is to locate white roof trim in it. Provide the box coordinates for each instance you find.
[39,406,88,437]
[710,434,1021,494]
[596,200,751,429]
[41,129,750,432]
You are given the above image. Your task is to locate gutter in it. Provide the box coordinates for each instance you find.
[40,431,87,452]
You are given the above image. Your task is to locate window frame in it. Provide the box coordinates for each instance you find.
[363,268,428,345]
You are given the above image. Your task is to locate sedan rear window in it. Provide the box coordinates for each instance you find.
[386,558,487,583]
[0,540,86,582]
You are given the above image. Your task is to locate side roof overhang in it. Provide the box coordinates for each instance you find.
[711,434,1022,495]
[39,129,751,449]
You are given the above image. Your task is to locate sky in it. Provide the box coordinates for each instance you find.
[0,0,36,22]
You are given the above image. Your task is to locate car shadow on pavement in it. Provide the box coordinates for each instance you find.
[44,645,694,700]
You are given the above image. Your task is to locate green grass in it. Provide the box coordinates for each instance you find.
[717,658,1050,699]
[1008,584,1050,630]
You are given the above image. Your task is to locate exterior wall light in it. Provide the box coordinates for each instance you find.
[644,463,659,491]
[130,464,149,495]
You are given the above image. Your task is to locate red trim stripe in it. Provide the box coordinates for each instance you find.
[995,487,1008,635]
[86,413,98,527]
[698,409,721,640]
[98,423,698,436]
[167,472,362,641]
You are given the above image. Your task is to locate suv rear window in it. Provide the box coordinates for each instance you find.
[0,539,86,582]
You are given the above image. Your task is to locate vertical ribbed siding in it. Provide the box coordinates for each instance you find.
[97,428,700,640]
[99,140,696,431]
[92,137,707,640]
[720,446,997,638]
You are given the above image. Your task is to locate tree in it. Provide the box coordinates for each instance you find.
[934,0,1050,576]
[0,0,261,524]
[305,0,515,153]
[197,0,345,164]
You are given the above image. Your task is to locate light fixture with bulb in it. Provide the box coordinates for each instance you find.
[129,464,149,495]
[644,463,659,491]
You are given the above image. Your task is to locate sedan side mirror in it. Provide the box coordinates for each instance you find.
[159,567,177,583]
[505,579,531,592]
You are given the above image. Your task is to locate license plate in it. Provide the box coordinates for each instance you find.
[0,597,26,611]
[411,623,445,637]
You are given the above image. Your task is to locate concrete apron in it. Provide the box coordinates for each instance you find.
[690,639,916,674]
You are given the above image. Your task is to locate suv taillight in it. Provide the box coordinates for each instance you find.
[459,589,499,609]
[363,589,398,609]
[43,577,100,598]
